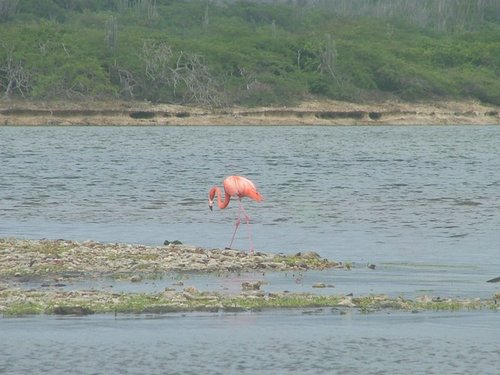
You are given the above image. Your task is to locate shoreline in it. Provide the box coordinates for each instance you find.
[1,238,498,316]
[0,238,344,278]
[1,99,499,126]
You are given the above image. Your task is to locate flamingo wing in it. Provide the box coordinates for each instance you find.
[224,176,264,202]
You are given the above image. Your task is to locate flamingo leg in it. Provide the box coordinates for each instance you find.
[238,199,254,253]
[227,202,241,249]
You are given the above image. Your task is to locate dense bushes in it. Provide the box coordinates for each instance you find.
[0,0,499,106]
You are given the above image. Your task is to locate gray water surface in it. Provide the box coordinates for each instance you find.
[1,125,499,374]
[2,125,500,296]
[1,311,499,375]
[2,126,499,261]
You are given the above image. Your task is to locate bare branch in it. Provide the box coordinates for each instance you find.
[118,68,137,99]
[317,33,340,85]
[139,40,221,106]
[105,16,118,52]
[0,43,32,99]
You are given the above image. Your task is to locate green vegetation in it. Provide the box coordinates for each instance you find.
[1,288,497,317]
[0,0,499,107]
[273,253,340,269]
[224,294,343,311]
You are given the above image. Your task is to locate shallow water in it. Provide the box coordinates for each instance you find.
[15,263,497,301]
[1,125,499,373]
[1,311,499,375]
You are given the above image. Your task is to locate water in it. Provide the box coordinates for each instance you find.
[1,125,500,373]
[2,126,499,261]
[0,311,499,374]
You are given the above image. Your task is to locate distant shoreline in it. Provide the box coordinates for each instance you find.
[1,99,499,126]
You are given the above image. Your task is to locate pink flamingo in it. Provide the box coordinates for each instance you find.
[208,175,264,251]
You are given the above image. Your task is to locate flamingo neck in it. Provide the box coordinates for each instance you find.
[210,186,231,209]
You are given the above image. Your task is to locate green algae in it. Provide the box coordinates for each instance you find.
[227,294,344,310]
[272,254,342,270]
[1,288,497,317]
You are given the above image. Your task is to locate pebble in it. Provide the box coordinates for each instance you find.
[130,275,142,282]
[311,283,335,289]
[242,281,263,291]
[299,251,321,259]
[337,297,356,307]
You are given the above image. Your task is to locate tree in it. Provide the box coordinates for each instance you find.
[105,16,118,52]
[0,43,31,99]
[317,33,340,85]
[140,40,221,106]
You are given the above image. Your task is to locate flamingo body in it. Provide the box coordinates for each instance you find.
[208,176,264,251]
[209,175,263,210]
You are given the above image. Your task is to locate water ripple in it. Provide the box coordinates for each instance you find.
[0,125,499,265]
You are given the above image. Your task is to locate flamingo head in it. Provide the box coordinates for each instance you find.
[208,188,216,210]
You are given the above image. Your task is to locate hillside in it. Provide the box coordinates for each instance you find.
[0,0,499,109]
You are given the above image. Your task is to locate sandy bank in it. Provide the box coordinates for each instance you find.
[1,99,499,126]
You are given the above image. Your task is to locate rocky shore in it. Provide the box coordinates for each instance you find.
[1,238,498,316]
[0,238,342,278]
[1,99,499,126]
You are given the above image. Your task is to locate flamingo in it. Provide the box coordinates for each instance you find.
[208,175,264,251]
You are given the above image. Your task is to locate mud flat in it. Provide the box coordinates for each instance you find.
[0,238,498,316]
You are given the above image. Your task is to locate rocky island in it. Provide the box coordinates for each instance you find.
[1,238,498,316]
